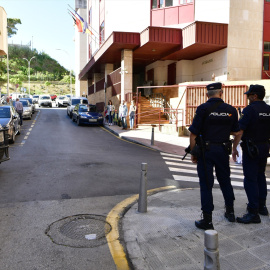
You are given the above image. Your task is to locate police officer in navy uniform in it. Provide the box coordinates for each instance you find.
[189,82,240,230]
[232,84,270,224]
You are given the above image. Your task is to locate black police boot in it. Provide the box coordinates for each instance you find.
[195,212,214,230]
[259,200,269,216]
[236,207,261,224]
[224,205,235,222]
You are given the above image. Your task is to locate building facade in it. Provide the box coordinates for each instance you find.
[75,0,269,114]
[0,7,7,56]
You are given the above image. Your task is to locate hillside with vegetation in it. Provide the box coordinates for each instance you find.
[0,45,75,96]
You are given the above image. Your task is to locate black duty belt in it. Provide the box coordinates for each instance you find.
[205,141,229,145]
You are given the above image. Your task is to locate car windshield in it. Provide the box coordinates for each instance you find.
[79,105,96,112]
[33,96,39,98]
[59,96,66,100]
[0,108,11,118]
[21,101,29,107]
[41,96,50,100]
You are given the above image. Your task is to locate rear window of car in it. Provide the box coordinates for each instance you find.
[71,99,81,105]
[79,105,96,112]
[59,96,65,100]
[0,108,11,118]
[21,101,29,107]
[21,98,33,104]
[33,95,39,98]
[41,96,50,100]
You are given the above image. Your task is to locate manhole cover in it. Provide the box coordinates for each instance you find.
[45,214,112,248]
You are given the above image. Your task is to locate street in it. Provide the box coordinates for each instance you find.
[0,105,173,270]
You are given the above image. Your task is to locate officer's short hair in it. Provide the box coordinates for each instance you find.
[244,84,265,100]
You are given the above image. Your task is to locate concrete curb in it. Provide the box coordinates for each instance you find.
[106,186,177,270]
[102,125,159,152]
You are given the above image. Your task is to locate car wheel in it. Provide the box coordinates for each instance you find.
[72,116,75,122]
[49,104,52,108]
[77,117,81,126]
[69,112,72,119]
[9,129,15,144]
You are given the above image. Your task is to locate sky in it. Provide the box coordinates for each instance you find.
[0,0,76,72]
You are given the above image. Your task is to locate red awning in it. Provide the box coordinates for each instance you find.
[79,22,228,80]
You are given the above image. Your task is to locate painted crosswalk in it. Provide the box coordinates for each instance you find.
[161,152,270,190]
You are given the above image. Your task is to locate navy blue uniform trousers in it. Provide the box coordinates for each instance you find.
[242,144,268,210]
[197,145,235,213]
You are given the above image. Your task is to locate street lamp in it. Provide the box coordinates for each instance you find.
[23,56,35,96]
[56,49,72,96]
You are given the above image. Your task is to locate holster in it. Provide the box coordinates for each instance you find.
[190,145,201,158]
[240,139,259,158]
[223,140,232,155]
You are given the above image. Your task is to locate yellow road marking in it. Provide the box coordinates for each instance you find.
[100,126,156,151]
[106,185,176,270]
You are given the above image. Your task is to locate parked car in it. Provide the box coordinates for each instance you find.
[20,98,35,114]
[55,95,69,107]
[67,97,88,118]
[0,105,21,144]
[32,95,39,104]
[50,94,57,101]
[38,95,52,107]
[72,104,103,126]
[12,100,32,120]
[19,100,32,119]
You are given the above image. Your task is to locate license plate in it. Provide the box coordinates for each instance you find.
[89,119,97,122]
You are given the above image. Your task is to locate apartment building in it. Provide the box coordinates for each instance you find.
[75,0,269,116]
[0,7,7,56]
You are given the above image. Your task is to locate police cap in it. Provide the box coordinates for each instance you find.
[206,82,222,91]
[244,84,265,95]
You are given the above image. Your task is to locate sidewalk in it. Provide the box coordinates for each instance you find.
[104,124,189,156]
[105,124,270,270]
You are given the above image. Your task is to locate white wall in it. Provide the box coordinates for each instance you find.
[105,0,150,39]
[90,0,100,56]
[192,49,228,82]
[75,8,88,96]
[194,0,230,24]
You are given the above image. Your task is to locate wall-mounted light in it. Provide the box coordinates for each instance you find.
[119,68,128,74]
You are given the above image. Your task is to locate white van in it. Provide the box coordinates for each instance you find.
[38,95,52,108]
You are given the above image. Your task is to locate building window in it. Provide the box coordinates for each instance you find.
[165,0,173,7]
[152,0,158,8]
[263,54,269,71]
[152,0,181,9]
[100,21,104,44]
[89,7,92,25]
[264,42,270,52]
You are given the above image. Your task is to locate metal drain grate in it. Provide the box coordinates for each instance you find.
[45,214,112,248]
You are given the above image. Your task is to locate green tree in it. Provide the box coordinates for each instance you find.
[7,18,22,38]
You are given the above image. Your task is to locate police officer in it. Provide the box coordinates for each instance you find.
[189,82,240,230]
[232,84,270,224]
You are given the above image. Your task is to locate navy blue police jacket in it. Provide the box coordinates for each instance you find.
[189,98,239,143]
[239,100,270,143]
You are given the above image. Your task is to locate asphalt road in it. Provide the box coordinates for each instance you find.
[1,106,173,203]
[0,105,174,270]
